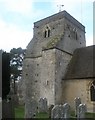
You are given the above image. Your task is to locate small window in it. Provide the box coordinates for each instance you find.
[70,28,78,40]
[44,30,47,38]
[44,26,51,38]
[48,29,50,37]
[46,81,49,85]
[26,73,28,76]
[90,81,95,101]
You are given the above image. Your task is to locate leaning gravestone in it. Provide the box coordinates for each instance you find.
[63,103,70,118]
[38,98,48,113]
[74,97,81,116]
[77,104,87,119]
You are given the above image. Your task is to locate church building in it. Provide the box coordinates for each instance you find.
[22,11,95,118]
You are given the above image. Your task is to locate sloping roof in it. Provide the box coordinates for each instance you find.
[34,11,85,32]
[64,45,95,80]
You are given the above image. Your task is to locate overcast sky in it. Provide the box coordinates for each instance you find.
[0,0,94,52]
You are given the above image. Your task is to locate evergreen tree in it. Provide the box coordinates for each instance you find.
[10,47,25,93]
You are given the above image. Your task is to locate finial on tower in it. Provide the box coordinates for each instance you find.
[57,4,64,12]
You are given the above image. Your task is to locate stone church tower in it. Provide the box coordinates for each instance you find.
[22,11,86,117]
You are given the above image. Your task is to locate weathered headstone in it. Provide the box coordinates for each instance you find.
[63,103,70,118]
[38,98,48,113]
[2,99,15,118]
[25,99,38,118]
[74,97,81,116]
[49,104,54,118]
[77,104,87,119]
[51,105,61,118]
[58,105,64,118]
[51,103,70,119]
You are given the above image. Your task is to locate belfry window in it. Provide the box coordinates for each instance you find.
[48,29,50,37]
[70,28,78,40]
[90,81,95,101]
[44,30,47,38]
[44,26,51,38]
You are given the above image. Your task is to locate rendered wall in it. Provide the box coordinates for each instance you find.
[63,79,95,112]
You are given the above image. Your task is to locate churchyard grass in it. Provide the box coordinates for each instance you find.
[15,105,25,118]
[35,112,49,118]
[85,112,95,118]
[14,105,95,119]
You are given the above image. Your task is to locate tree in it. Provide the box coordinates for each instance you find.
[2,52,10,99]
[10,47,25,94]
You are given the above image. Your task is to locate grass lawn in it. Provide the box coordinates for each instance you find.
[15,105,25,118]
[85,112,95,118]
[15,106,95,119]
[35,112,49,119]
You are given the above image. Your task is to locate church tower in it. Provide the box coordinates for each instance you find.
[22,11,86,118]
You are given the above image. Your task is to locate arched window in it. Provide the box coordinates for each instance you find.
[44,30,47,38]
[90,81,95,101]
[48,29,50,37]
[70,28,78,40]
[44,26,51,38]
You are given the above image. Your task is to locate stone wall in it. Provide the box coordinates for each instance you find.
[55,49,72,104]
[22,57,42,117]
[40,49,56,106]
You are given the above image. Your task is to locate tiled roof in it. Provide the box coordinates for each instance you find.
[64,45,95,79]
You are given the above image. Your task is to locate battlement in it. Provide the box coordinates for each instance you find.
[34,11,85,31]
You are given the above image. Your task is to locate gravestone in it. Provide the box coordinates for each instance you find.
[2,99,15,118]
[25,100,38,118]
[63,103,70,118]
[49,104,54,118]
[74,97,81,116]
[58,105,64,118]
[51,105,61,118]
[51,103,70,119]
[38,98,48,113]
[77,104,87,119]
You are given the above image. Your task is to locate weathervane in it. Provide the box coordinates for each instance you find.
[57,4,64,12]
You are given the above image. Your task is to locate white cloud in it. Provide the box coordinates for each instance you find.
[0,0,33,15]
[0,0,93,52]
[0,19,33,52]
